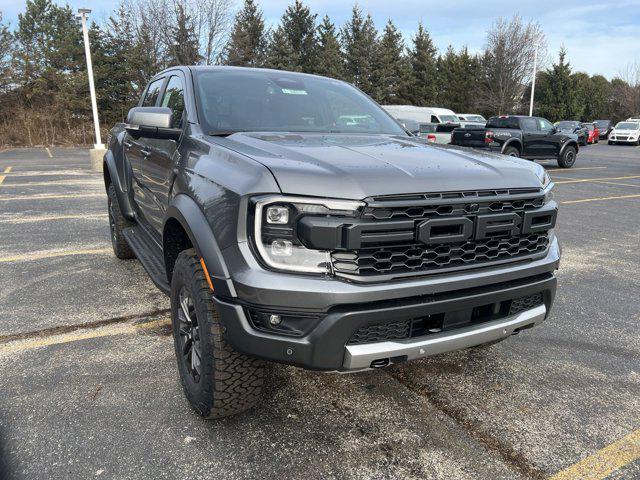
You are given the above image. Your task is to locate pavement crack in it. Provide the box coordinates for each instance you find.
[386,368,547,480]
[0,309,171,345]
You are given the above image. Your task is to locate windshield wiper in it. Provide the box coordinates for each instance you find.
[208,131,243,137]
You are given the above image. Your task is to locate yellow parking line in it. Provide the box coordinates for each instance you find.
[555,175,640,185]
[0,166,9,185]
[4,167,12,173]
[550,428,640,480]
[0,318,171,356]
[0,213,107,224]
[0,180,103,187]
[593,180,640,188]
[0,192,105,201]
[563,194,640,204]
[0,247,112,263]
[547,167,607,172]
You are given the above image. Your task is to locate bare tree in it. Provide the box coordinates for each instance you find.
[192,0,234,64]
[477,16,546,114]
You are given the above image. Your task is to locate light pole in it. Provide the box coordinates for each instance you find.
[529,43,539,117]
[78,8,105,171]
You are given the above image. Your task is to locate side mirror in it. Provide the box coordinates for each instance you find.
[126,107,182,140]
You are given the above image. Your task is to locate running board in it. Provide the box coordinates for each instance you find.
[123,226,170,295]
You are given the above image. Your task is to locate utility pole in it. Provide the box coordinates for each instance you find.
[529,43,539,117]
[78,8,105,171]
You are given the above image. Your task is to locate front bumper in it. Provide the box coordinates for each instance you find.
[215,237,559,370]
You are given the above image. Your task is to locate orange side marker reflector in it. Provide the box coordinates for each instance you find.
[200,257,215,292]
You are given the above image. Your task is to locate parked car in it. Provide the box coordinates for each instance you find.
[593,120,613,139]
[451,115,579,168]
[556,121,588,146]
[104,67,560,418]
[608,121,640,145]
[406,121,459,144]
[382,105,461,124]
[626,116,640,122]
[457,113,487,124]
[582,123,599,144]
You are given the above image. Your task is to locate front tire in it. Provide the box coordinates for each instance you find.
[557,146,577,168]
[171,249,265,419]
[107,184,135,259]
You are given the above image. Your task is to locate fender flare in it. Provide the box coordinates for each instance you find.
[559,140,579,157]
[501,138,522,154]
[164,194,236,298]
[103,150,135,220]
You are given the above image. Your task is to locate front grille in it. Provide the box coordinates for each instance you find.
[347,292,545,345]
[509,292,544,315]
[331,190,552,279]
[333,233,548,276]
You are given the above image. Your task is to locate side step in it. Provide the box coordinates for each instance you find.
[123,226,170,295]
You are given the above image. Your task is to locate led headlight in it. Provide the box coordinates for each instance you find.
[252,195,363,274]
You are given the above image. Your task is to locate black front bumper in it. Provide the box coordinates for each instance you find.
[215,272,557,371]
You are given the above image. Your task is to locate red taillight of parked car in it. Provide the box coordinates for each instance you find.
[427,134,436,143]
[484,131,494,144]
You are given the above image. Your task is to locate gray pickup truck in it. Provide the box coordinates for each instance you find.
[104,66,560,418]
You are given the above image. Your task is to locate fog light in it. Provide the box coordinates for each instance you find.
[271,239,292,256]
[269,314,282,326]
[266,206,289,224]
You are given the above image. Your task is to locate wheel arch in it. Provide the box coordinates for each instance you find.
[103,150,135,220]
[501,138,522,154]
[163,194,235,298]
[560,140,579,156]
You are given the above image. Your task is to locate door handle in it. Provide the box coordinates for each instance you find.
[141,148,151,158]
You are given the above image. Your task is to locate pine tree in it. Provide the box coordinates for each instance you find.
[407,22,438,106]
[168,4,201,66]
[265,26,295,71]
[223,0,266,67]
[314,15,343,79]
[436,46,480,112]
[535,48,582,121]
[0,12,13,93]
[341,5,378,96]
[373,19,411,104]
[266,0,317,72]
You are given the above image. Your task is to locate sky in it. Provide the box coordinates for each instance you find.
[1,0,639,80]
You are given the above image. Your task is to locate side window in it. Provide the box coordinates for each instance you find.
[161,76,185,128]
[431,115,439,123]
[142,78,164,107]
[538,118,554,134]
[521,118,538,132]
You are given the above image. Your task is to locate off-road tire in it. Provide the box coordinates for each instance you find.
[503,146,520,157]
[557,146,577,168]
[107,184,135,259]
[171,249,265,419]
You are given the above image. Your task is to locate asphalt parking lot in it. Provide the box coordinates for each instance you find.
[0,144,638,480]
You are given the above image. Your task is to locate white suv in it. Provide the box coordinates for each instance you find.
[609,121,640,145]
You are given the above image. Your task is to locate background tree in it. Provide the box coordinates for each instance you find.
[167,3,202,65]
[0,12,13,94]
[407,23,438,106]
[314,15,343,79]
[535,48,582,120]
[269,0,317,72]
[372,19,411,104]
[222,0,266,66]
[341,5,377,96]
[477,15,545,115]
[436,46,480,112]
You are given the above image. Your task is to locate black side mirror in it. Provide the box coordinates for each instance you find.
[126,107,182,140]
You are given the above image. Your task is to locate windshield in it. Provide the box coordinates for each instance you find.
[465,115,486,122]
[557,121,578,129]
[594,120,609,128]
[583,124,595,131]
[439,115,460,123]
[193,69,406,136]
[418,124,436,133]
[615,122,640,130]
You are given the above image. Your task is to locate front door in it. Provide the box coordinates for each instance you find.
[140,75,186,236]
[520,117,543,157]
[537,118,560,158]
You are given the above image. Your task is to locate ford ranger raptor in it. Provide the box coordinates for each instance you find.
[104,66,560,418]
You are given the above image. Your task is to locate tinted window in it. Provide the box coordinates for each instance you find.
[142,78,164,107]
[193,70,406,135]
[557,121,578,129]
[520,118,538,132]
[419,124,436,133]
[486,117,520,129]
[430,115,439,123]
[594,120,609,128]
[538,118,555,133]
[161,76,185,128]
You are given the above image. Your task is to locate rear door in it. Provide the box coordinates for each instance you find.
[141,74,186,236]
[127,77,165,225]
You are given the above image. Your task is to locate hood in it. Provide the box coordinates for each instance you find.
[211,133,543,199]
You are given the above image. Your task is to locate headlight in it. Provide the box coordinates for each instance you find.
[252,195,363,274]
[533,164,551,188]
